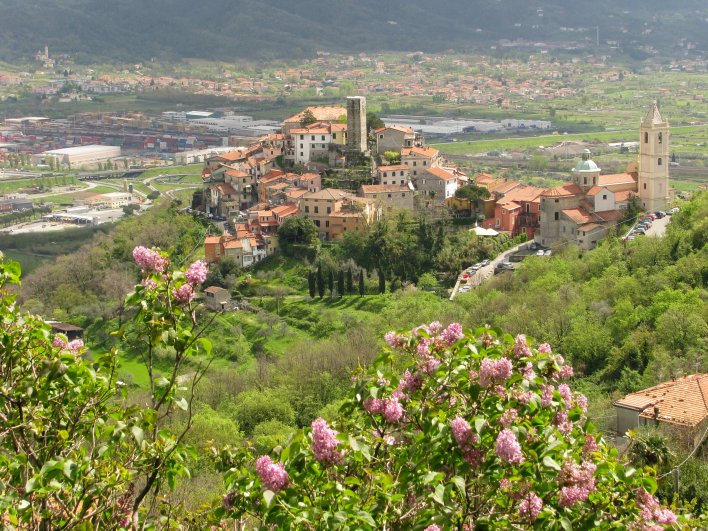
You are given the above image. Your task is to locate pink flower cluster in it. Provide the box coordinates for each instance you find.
[173,283,194,304]
[635,487,677,527]
[185,260,208,285]
[558,460,596,508]
[364,396,404,423]
[255,456,289,492]
[500,408,518,428]
[558,384,573,408]
[513,334,532,358]
[583,434,599,455]
[52,336,84,354]
[479,357,513,387]
[518,491,543,521]
[384,331,407,348]
[537,343,552,353]
[132,246,168,273]
[424,525,441,531]
[450,416,479,449]
[520,362,536,380]
[541,384,555,407]
[310,418,343,465]
[440,322,464,344]
[398,369,422,395]
[495,429,524,465]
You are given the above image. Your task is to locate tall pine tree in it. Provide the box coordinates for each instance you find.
[317,265,325,298]
[378,269,386,294]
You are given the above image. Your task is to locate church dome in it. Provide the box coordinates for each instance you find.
[572,149,601,173]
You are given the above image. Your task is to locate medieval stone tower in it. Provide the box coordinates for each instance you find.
[346,96,368,155]
[638,102,670,211]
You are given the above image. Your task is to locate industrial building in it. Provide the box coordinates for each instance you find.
[31,145,121,167]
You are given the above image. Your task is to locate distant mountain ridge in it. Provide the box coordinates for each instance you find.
[0,0,705,62]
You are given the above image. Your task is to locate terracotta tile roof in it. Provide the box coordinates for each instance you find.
[615,191,635,202]
[541,183,583,197]
[500,201,521,210]
[377,164,410,172]
[361,184,411,194]
[489,181,522,194]
[375,125,415,134]
[595,209,623,221]
[213,151,244,162]
[614,374,708,428]
[214,183,237,195]
[204,286,228,294]
[425,167,457,181]
[284,106,347,124]
[205,236,221,244]
[598,173,638,187]
[225,169,248,178]
[286,189,308,199]
[272,203,299,217]
[402,146,440,158]
[578,223,604,232]
[586,186,607,196]
[562,208,596,224]
[303,188,353,201]
[502,185,543,203]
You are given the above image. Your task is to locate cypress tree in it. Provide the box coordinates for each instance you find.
[328,269,334,295]
[378,269,386,294]
[308,271,316,299]
[346,267,354,295]
[337,270,345,297]
[316,265,325,298]
[358,272,365,297]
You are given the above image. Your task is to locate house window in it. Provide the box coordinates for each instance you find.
[300,143,303,148]
[413,161,417,166]
[423,161,427,166]
[311,135,315,141]
[305,206,309,213]
[388,194,392,198]
[495,218,500,227]
[562,225,566,233]
[321,135,325,141]
[300,135,304,140]
[326,207,331,214]
[400,180,404,184]
[554,212,559,220]
[379,134,384,139]
[554,199,559,203]
[584,177,587,185]
[414,171,417,176]
[602,194,607,200]
[644,132,648,143]
[658,132,662,144]
[658,157,662,165]
[314,206,319,213]
[325,220,329,227]
[644,183,647,190]
[314,220,320,227]
[300,152,304,157]
[526,204,530,213]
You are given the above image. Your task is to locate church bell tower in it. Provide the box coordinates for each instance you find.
[638,102,669,212]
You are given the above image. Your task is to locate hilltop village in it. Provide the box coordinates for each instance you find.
[198,97,670,266]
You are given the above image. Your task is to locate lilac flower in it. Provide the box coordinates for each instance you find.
[537,343,552,353]
[66,339,84,354]
[428,321,443,335]
[52,336,67,349]
[424,525,441,531]
[398,369,422,394]
[451,416,478,448]
[583,434,598,455]
[518,491,543,521]
[440,322,464,344]
[576,394,588,413]
[558,384,573,408]
[558,365,574,380]
[422,355,441,375]
[636,488,677,525]
[382,397,404,423]
[520,362,536,380]
[541,384,555,407]
[495,429,524,465]
[500,408,518,428]
[255,456,289,492]
[479,357,513,387]
[310,418,343,465]
[173,283,194,304]
[416,338,431,356]
[384,331,406,348]
[554,410,573,435]
[557,460,596,507]
[364,398,382,414]
[559,485,590,508]
[132,246,168,273]
[142,278,157,290]
[185,260,208,284]
[513,334,532,358]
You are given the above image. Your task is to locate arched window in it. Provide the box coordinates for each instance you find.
[644,132,648,143]
[658,132,663,144]
[658,157,662,165]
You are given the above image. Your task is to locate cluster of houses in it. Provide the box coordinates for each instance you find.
[202,100,670,267]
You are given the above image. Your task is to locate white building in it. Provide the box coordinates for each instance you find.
[289,122,348,164]
[32,145,121,167]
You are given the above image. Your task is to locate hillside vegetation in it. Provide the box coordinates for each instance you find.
[0,1,706,62]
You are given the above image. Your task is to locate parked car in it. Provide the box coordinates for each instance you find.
[653,211,665,219]
[633,227,646,235]
[544,250,552,256]
[668,207,680,215]
[647,213,657,220]
[480,259,490,267]
[536,250,545,256]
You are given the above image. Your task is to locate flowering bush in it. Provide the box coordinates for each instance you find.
[219,322,678,529]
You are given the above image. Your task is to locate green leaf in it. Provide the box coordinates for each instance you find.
[451,475,466,496]
[474,417,485,433]
[560,517,572,531]
[175,397,188,411]
[131,426,144,446]
[24,476,37,493]
[432,484,445,505]
[263,489,275,508]
[543,456,561,471]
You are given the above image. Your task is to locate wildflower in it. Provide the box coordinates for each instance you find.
[310,418,343,465]
[132,246,167,273]
[495,429,524,465]
[173,283,194,304]
[440,322,464,344]
[518,491,543,521]
[185,260,208,284]
[479,357,513,387]
[255,456,289,492]
[513,334,532,358]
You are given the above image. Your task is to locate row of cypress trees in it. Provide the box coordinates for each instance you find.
[307,266,385,298]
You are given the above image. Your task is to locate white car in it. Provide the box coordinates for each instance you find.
[536,250,545,256]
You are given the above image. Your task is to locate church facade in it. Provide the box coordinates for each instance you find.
[538,103,669,250]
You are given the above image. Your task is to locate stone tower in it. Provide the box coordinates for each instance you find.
[638,102,669,211]
[346,96,368,154]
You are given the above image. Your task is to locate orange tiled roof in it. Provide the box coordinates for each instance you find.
[595,209,623,222]
[614,374,708,428]
[378,164,410,172]
[425,167,457,181]
[374,125,415,134]
[303,188,353,201]
[615,191,635,201]
[402,146,439,158]
[562,208,596,224]
[502,185,543,203]
[361,184,411,194]
[598,172,638,187]
[541,183,583,197]
[578,223,604,232]
[489,181,522,194]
